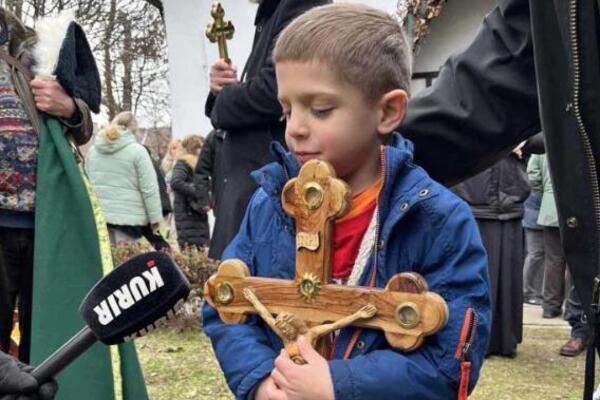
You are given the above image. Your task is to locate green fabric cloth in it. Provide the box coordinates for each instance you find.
[30,118,148,400]
[527,154,558,227]
[85,131,163,226]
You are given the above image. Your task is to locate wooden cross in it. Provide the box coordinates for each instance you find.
[205,160,448,363]
[205,1,235,64]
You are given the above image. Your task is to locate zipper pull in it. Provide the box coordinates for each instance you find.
[456,308,478,400]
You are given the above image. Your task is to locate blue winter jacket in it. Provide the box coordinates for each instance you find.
[202,134,491,400]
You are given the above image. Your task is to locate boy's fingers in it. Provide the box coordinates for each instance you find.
[297,336,321,364]
[274,352,296,374]
[266,379,288,400]
[270,368,290,390]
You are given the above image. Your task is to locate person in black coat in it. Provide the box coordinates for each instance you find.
[402,1,600,336]
[453,150,530,357]
[170,135,210,249]
[141,145,172,251]
[195,129,225,258]
[205,0,330,259]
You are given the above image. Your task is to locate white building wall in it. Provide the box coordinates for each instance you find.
[411,0,496,93]
[163,0,258,138]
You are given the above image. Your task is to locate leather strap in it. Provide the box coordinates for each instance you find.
[458,361,471,400]
[0,48,33,81]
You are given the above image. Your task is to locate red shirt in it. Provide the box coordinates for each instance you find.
[332,178,383,280]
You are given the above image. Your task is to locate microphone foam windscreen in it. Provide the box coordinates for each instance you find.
[80,252,190,345]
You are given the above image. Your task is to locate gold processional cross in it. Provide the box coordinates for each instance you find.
[206,1,235,64]
[205,160,449,364]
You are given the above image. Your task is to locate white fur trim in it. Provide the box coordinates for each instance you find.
[32,9,75,78]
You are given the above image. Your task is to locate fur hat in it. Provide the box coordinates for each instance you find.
[55,22,101,113]
[34,11,101,113]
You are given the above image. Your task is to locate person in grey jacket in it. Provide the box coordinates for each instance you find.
[85,112,163,245]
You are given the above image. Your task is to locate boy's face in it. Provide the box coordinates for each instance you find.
[277,61,391,192]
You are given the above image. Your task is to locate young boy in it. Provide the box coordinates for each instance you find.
[202,4,491,399]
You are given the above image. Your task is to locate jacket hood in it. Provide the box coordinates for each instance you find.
[251,132,416,218]
[94,130,137,154]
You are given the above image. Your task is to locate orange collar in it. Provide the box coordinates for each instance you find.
[338,177,383,223]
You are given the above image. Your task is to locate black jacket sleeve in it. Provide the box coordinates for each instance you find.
[170,160,199,201]
[206,0,330,131]
[195,131,217,208]
[403,0,540,186]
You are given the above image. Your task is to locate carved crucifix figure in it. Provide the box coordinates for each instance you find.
[205,1,235,64]
[205,160,449,356]
[243,287,376,364]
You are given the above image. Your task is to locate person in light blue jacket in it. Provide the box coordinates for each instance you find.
[202,5,490,399]
[85,111,163,244]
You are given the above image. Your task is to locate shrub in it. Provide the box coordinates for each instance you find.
[111,243,219,330]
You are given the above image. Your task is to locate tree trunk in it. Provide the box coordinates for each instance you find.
[120,12,133,112]
[102,0,118,120]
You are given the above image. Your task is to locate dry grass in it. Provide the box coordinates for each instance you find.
[137,326,594,399]
[472,326,594,400]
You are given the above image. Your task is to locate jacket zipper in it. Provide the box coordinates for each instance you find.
[454,307,477,361]
[370,146,386,286]
[569,0,600,266]
[455,307,478,400]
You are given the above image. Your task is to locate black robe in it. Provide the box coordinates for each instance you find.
[453,156,530,356]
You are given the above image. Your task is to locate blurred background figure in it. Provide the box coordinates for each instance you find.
[528,154,566,320]
[85,111,163,246]
[453,146,530,357]
[195,129,225,258]
[161,138,182,179]
[141,145,172,251]
[522,189,544,306]
[171,134,210,250]
[161,138,182,241]
[528,154,587,356]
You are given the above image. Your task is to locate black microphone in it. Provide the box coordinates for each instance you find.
[31,251,190,383]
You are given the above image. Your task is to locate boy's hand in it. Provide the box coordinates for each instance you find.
[30,77,76,119]
[255,376,283,400]
[210,59,238,95]
[271,336,334,400]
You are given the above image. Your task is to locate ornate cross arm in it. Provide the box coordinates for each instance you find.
[205,259,448,353]
[205,1,235,64]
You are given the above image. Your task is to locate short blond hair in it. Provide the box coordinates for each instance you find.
[180,134,204,155]
[103,111,138,141]
[273,4,412,102]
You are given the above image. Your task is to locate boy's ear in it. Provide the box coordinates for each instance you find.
[377,89,408,135]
